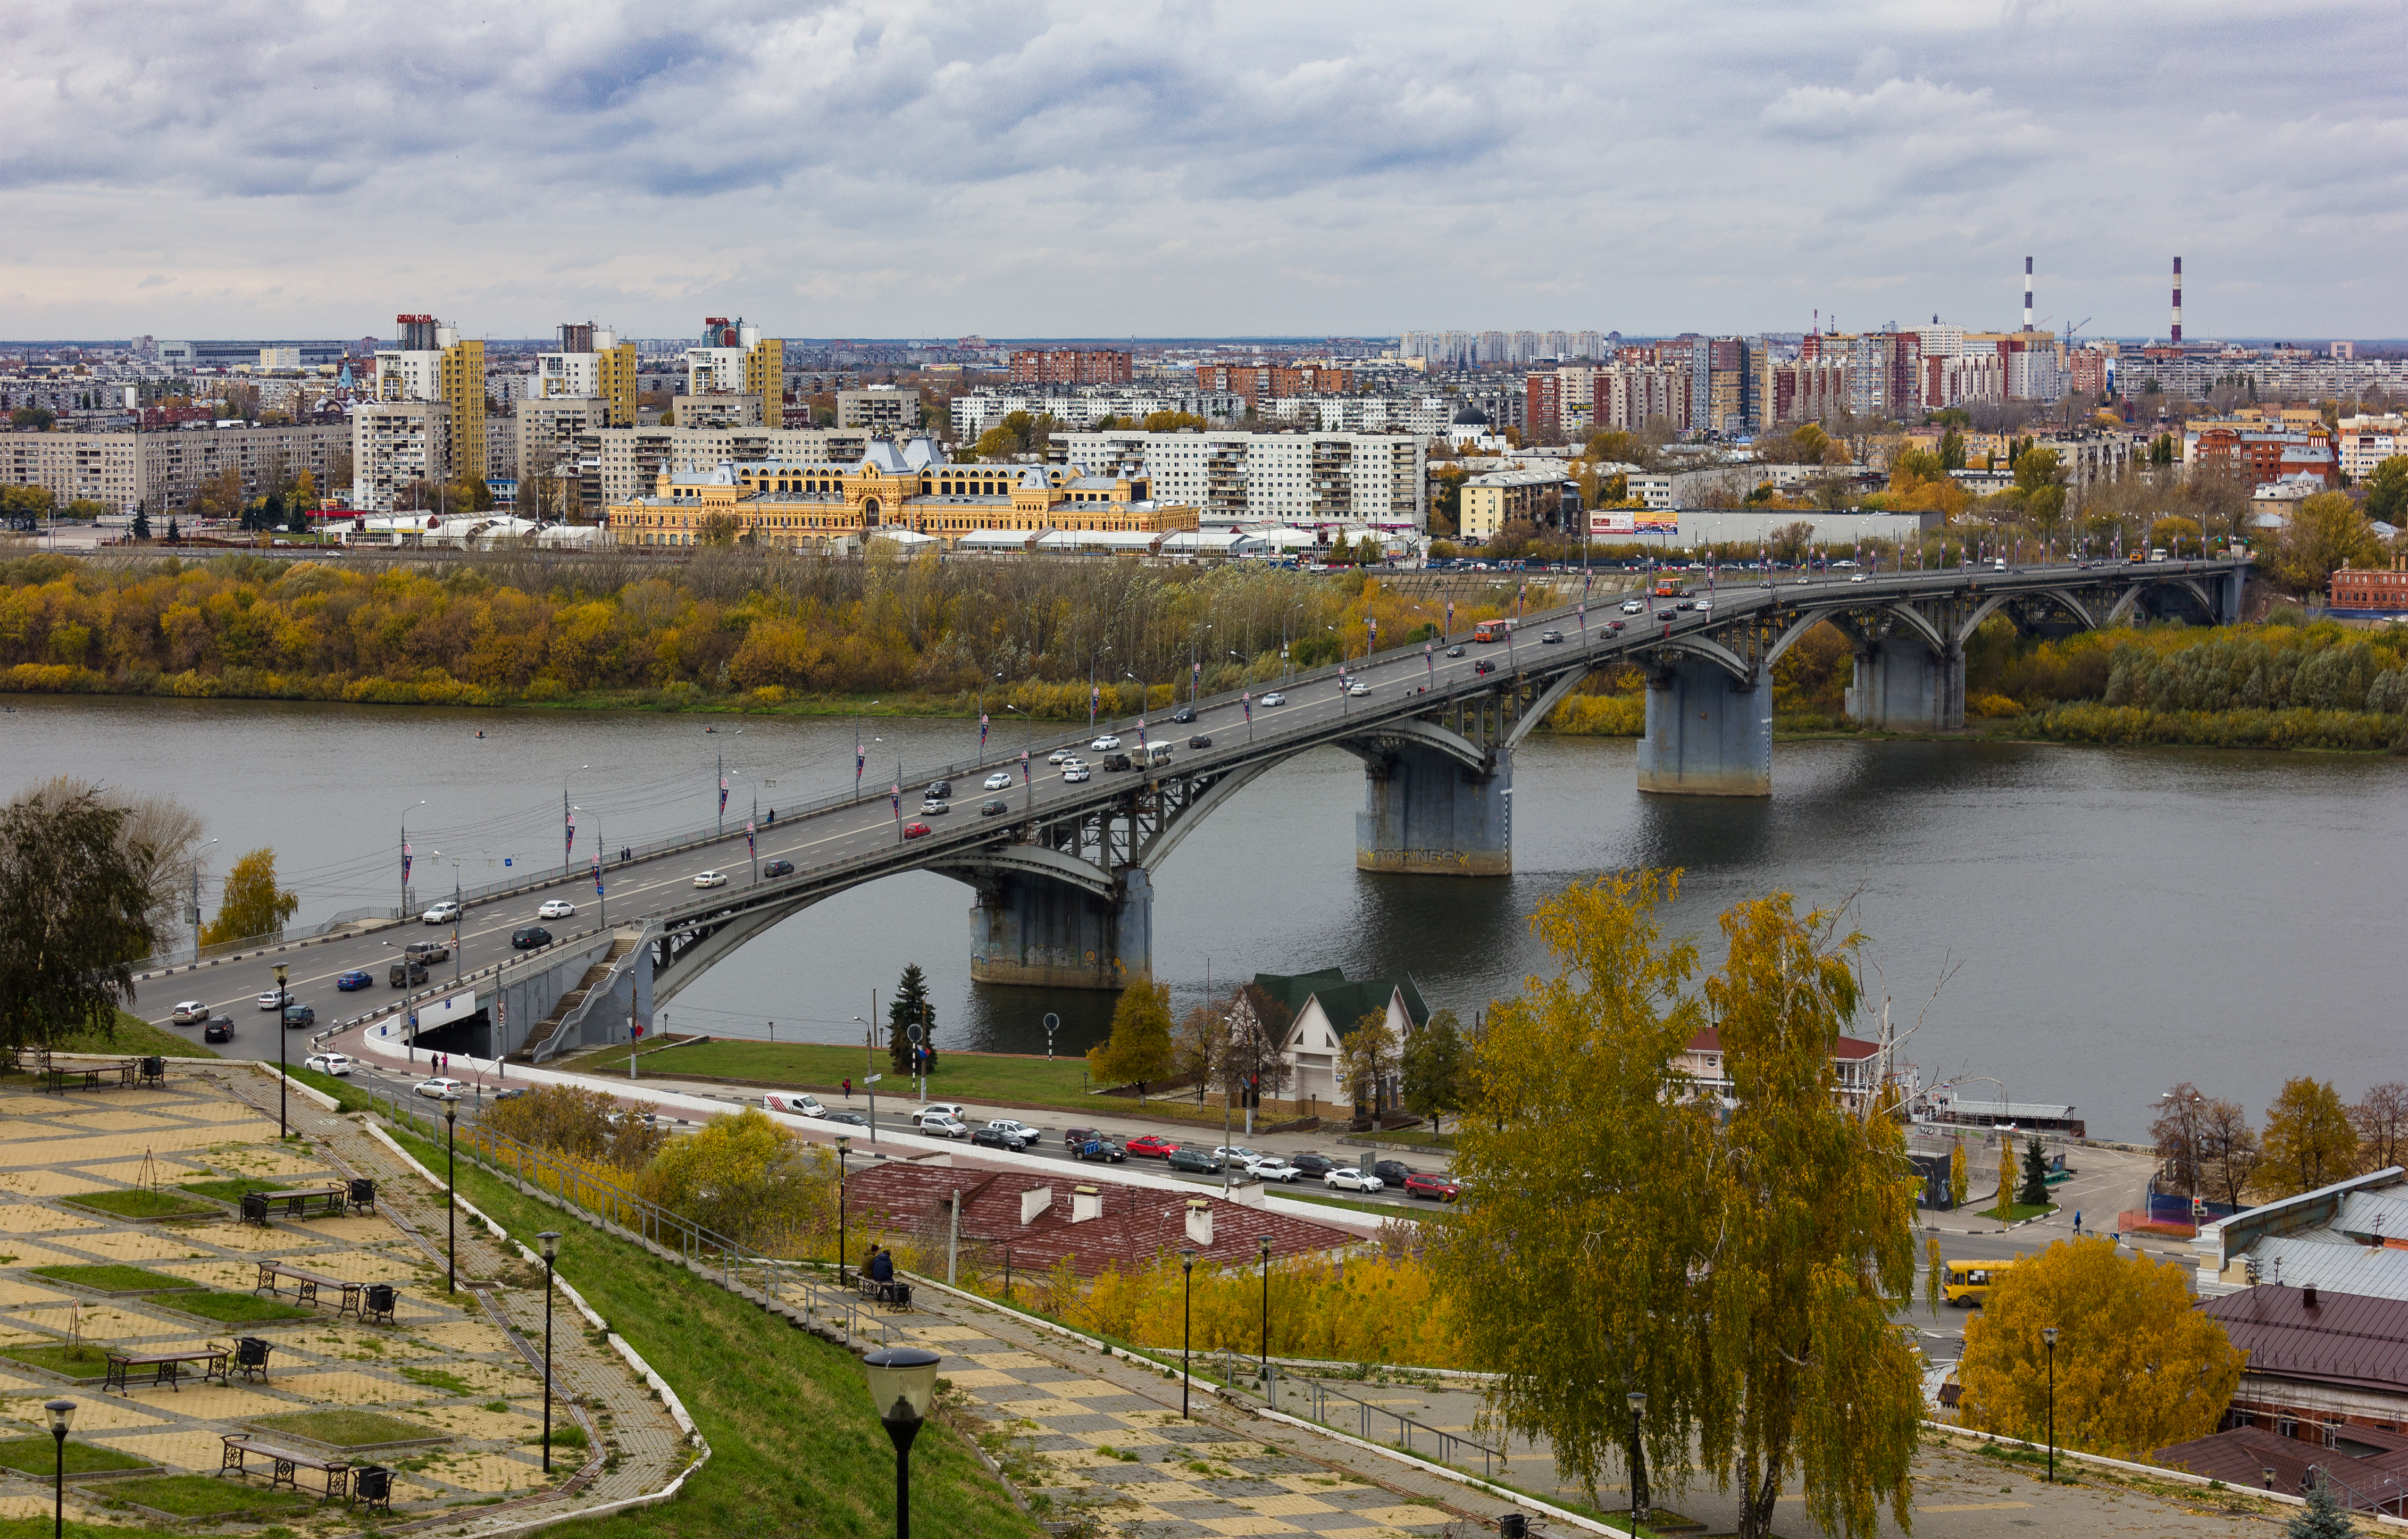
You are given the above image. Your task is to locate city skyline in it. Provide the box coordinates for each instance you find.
[1,2,2397,339]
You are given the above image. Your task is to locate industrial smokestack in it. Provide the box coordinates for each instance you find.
[2172,257,2183,345]
[2024,256,2034,333]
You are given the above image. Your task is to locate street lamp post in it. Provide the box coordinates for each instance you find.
[44,1399,73,1539]
[835,1135,851,1282]
[1179,1248,1197,1418]
[444,1099,459,1293]
[538,1231,561,1471]
[273,963,289,1139]
[563,766,587,875]
[1258,1234,1272,1390]
[400,800,425,917]
[2043,1326,2059,1482]
[864,1347,942,1539]
[1628,1391,1650,1530]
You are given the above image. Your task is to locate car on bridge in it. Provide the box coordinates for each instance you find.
[1325,1167,1384,1193]
[925,780,952,799]
[390,959,427,988]
[1694,598,1712,612]
[414,1077,468,1100]
[1063,760,1091,782]
[920,798,950,815]
[1473,660,1496,675]
[1621,599,1645,614]
[1172,706,1197,723]
[983,771,1015,790]
[257,991,285,1011]
[336,969,373,991]
[1124,1133,1180,1159]
[171,1001,210,1024]
[1540,630,1563,643]
[422,900,460,925]
[203,1017,234,1043]
[1188,734,1211,749]
[693,871,728,888]
[762,859,793,877]
[1090,733,1122,750]
[978,799,1010,816]
[408,940,449,964]
[511,926,553,949]
[1260,691,1286,707]
[1850,572,1869,583]
[283,1003,315,1028]
[1347,681,1370,696]
[1445,645,1466,657]
[1606,620,1625,632]
[538,899,576,919]
[305,1052,353,1077]
[1101,754,1133,772]
[1048,748,1074,764]
[904,821,933,839]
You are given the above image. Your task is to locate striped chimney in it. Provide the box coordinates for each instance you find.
[2172,256,2183,344]
[2024,256,2033,332]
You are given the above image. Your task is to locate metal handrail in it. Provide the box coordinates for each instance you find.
[367,1089,888,1348]
[1203,1348,1504,1479]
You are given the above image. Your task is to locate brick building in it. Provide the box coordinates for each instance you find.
[1192,365,1354,402]
[1009,349,1133,386]
[2331,563,2408,615]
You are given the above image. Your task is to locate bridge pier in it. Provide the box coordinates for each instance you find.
[1845,637,1965,730]
[1636,657,1772,797]
[968,868,1152,990]
[1354,742,1511,877]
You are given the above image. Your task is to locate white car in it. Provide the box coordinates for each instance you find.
[916,1102,969,1120]
[1260,691,1287,707]
[537,899,576,919]
[413,1077,469,1100]
[1247,1157,1303,1184]
[304,1052,353,1077]
[170,1001,210,1024]
[987,1119,1041,1141]
[1849,572,1869,584]
[1693,598,1712,612]
[1047,748,1074,764]
[762,1092,826,1117]
[422,900,460,925]
[257,991,286,1011]
[1345,681,1370,697]
[1214,1145,1262,1165]
[916,1114,970,1139]
[1090,734,1122,751]
[692,871,728,888]
[1620,599,1645,614]
[1325,1168,1385,1193]
[1063,763,1091,783]
[983,771,1015,791]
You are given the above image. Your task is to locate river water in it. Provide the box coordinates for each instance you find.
[6,693,2397,1141]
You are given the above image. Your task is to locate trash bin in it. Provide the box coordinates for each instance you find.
[348,1177,376,1214]
[365,1284,397,1324]
[1499,1515,1528,1538]
[239,1192,269,1224]
[356,1465,392,1512]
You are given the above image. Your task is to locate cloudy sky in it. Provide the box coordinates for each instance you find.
[2,1,2399,341]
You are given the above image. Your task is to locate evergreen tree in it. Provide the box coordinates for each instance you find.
[2018,1135,2052,1207]
[886,963,934,1075]
[2285,1474,2354,1538]
[164,516,180,543]
[131,507,151,541]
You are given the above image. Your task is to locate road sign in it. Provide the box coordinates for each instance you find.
[907,1024,923,1043]
[1044,1013,1060,1032]
[865,1073,883,1084]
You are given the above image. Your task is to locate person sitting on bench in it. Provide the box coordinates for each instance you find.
[866,1245,895,1301]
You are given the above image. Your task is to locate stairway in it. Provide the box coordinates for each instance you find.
[511,936,636,1061]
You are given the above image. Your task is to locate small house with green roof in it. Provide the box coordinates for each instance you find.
[1245,966,1431,1116]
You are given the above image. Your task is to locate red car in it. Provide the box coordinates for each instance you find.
[1124,1133,1180,1159]
[1404,1172,1461,1202]
[902,822,932,840]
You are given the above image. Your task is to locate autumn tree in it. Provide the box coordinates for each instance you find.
[1399,1007,1465,1134]
[2363,456,2408,526]
[640,1106,830,1248]
[1170,1000,1234,1108]
[22,777,204,941]
[483,1082,666,1168]
[0,783,159,1055]
[2196,1097,2262,1209]
[2259,1077,2358,1196]
[1955,1237,2242,1458]
[2263,491,2381,597]
[2352,1083,2408,1173]
[1088,981,1172,1103]
[200,848,298,946]
[1336,1010,1399,1118]
[1949,1140,1969,1209]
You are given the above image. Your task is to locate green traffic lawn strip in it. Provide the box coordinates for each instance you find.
[1977,1202,2058,1224]
[0,1437,150,1476]
[145,1290,313,1325]
[173,1176,283,1203]
[281,1061,373,1111]
[0,1342,113,1379]
[105,1474,319,1519]
[29,1264,189,1293]
[381,1122,1048,1538]
[58,1189,216,1221]
[245,1409,441,1449]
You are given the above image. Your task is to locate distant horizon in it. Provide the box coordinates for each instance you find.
[7,334,2405,352]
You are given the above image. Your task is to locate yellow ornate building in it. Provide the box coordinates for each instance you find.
[608,438,1199,549]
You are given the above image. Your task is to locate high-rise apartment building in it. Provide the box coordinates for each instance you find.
[1008,349,1133,386]
[537,322,639,426]
[685,317,782,431]
[374,314,483,492]
[0,422,349,515]
[1192,365,1354,401]
[352,402,451,512]
[1757,360,1852,426]
[1056,429,1428,528]
[837,386,923,432]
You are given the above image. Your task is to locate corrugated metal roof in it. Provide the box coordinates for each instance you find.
[2233,1239,2408,1302]
[2203,1284,2408,1395]
[2152,1425,2408,1505]
[2339,1191,2408,1244]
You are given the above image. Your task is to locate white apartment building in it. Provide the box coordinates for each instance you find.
[538,325,618,399]
[952,390,1247,440]
[0,422,350,514]
[352,402,450,512]
[0,432,141,511]
[584,426,874,507]
[1056,429,1428,528]
[2006,350,2067,402]
[2337,415,2407,480]
[686,322,761,396]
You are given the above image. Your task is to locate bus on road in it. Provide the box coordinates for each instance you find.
[1473,619,1516,643]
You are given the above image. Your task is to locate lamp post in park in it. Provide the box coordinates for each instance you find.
[444,1097,459,1294]
[1628,1390,1650,1532]
[45,1399,74,1539]
[538,1232,561,1471]
[273,963,290,1140]
[863,1346,941,1539]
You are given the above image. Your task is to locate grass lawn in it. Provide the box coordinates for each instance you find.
[30,1264,188,1293]
[60,1189,216,1221]
[382,1123,1046,1538]
[145,1291,313,1325]
[246,1408,437,1448]
[68,1010,218,1060]
[0,1342,112,1378]
[282,1061,372,1111]
[105,1474,317,1519]
[567,1038,1243,1124]
[174,1177,283,1203]
[0,1437,150,1476]
[1978,1202,2058,1224]
[398,1365,478,1396]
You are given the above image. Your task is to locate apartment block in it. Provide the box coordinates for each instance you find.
[1009,349,1133,386]
[950,390,1246,440]
[2337,415,2408,480]
[375,314,484,495]
[1458,467,1564,540]
[685,317,782,432]
[837,386,923,432]
[1192,365,1354,401]
[1759,361,1852,426]
[516,398,608,486]
[537,322,639,427]
[0,422,350,514]
[351,402,451,512]
[1056,429,1428,528]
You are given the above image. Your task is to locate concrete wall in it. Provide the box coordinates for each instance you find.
[968,870,1152,990]
[1636,659,1773,797]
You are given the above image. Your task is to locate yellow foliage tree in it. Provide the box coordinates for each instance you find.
[1955,1237,2241,1458]
[1088,981,1173,1102]
[639,1107,831,1248]
[200,848,297,945]
[2259,1076,2359,1197]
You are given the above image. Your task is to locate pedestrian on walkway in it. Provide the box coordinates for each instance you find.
[843,1077,852,1100]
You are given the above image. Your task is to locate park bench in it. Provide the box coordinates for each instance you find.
[239,1185,348,1224]
[252,1261,364,1318]
[43,1058,136,1093]
[219,1434,354,1503]
[105,1344,230,1395]
[855,1274,913,1311]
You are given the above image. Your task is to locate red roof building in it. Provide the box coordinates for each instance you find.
[2203,1284,2408,1443]
[842,1158,1362,1277]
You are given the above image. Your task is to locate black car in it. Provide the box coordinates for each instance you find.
[1372,1159,1417,1187]
[1074,1137,1127,1162]
[1101,753,1133,771]
[1445,645,1466,657]
[1187,734,1211,749]
[1171,706,1197,724]
[282,1003,315,1028]
[202,1017,234,1044]
[762,859,793,877]
[1165,1146,1223,1175]
[390,959,427,988]
[1473,659,1496,675]
[1063,1126,1102,1150]
[823,1111,870,1128]
[925,780,952,799]
[971,1127,1028,1151]
[1288,1152,1339,1178]
[491,1086,530,1101]
[511,926,553,949]
[979,799,1010,816]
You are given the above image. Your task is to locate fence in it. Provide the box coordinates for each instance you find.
[1198,1347,1505,1480]
[367,1088,891,1350]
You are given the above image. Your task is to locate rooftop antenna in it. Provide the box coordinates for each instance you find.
[2172,257,2184,345]
[2023,257,2034,333]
